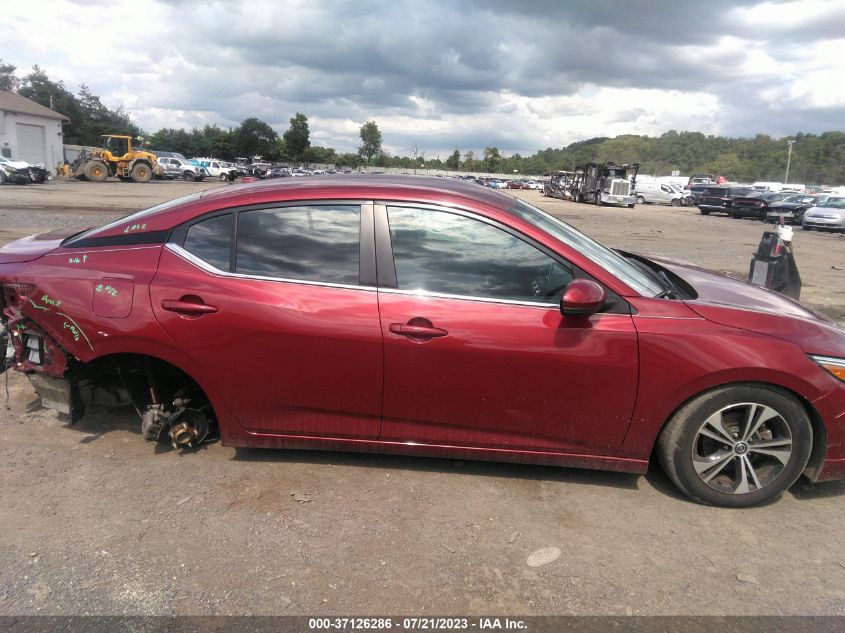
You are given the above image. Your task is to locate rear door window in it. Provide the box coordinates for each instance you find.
[183,213,233,271]
[236,205,361,285]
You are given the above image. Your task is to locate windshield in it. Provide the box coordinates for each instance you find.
[822,197,845,209]
[508,199,664,296]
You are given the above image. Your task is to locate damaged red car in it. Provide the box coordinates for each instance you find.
[2,176,845,507]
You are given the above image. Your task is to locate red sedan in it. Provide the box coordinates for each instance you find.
[2,177,844,506]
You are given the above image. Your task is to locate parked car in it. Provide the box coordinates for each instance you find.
[198,159,238,182]
[687,184,712,206]
[697,186,753,216]
[766,194,827,225]
[157,156,206,182]
[505,180,524,189]
[730,191,793,220]
[2,176,845,507]
[245,162,270,178]
[266,166,291,179]
[0,155,49,185]
[688,174,716,187]
[803,196,845,232]
[635,181,688,206]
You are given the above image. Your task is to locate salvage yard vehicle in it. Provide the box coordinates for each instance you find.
[249,162,272,178]
[730,191,793,220]
[766,194,827,225]
[541,171,573,199]
[157,156,207,182]
[570,162,638,207]
[803,196,845,232]
[196,158,238,182]
[70,135,160,183]
[696,185,753,216]
[635,181,688,206]
[0,155,49,185]
[2,176,845,507]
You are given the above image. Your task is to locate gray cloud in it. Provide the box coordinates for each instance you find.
[3,0,845,156]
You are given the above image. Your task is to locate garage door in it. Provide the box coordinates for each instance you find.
[16,123,46,166]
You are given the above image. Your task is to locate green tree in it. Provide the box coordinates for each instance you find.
[147,128,193,155]
[274,137,288,162]
[335,153,360,168]
[283,112,310,161]
[462,150,477,171]
[445,149,461,170]
[77,84,141,142]
[301,145,337,164]
[18,65,85,143]
[194,124,233,158]
[232,117,278,160]
[358,120,382,164]
[482,147,502,172]
[0,59,19,92]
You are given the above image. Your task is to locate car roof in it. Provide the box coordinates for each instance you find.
[66,175,521,243]
[198,174,515,210]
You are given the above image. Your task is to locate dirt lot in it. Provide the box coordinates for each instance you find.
[1,179,844,616]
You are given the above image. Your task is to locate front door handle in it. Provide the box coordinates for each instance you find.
[161,299,218,315]
[389,321,448,339]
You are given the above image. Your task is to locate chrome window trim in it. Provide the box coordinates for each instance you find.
[376,286,560,309]
[165,243,378,293]
[167,243,565,309]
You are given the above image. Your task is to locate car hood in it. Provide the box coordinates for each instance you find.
[805,207,845,217]
[2,159,31,170]
[645,254,845,357]
[647,255,817,318]
[767,202,806,211]
[0,228,90,263]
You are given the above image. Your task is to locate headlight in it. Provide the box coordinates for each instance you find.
[810,355,845,383]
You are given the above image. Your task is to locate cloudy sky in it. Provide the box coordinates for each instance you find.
[3,0,845,157]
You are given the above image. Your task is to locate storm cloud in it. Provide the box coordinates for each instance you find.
[3,0,844,156]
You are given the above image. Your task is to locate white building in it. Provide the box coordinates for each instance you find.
[0,91,69,174]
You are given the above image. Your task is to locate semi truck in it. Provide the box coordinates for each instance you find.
[569,162,639,207]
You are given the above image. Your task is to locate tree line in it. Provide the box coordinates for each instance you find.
[2,61,844,183]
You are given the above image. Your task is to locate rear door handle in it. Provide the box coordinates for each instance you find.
[161,299,218,315]
[389,323,448,339]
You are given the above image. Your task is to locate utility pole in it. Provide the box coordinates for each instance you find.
[784,140,795,185]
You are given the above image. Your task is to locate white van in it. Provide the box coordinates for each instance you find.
[635,181,688,206]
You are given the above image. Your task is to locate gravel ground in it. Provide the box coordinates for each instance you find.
[1,179,844,616]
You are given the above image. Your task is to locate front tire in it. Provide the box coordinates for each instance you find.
[637,195,645,205]
[671,198,681,207]
[84,161,109,182]
[219,173,228,182]
[699,208,710,215]
[657,384,812,507]
[130,163,152,183]
[183,171,195,182]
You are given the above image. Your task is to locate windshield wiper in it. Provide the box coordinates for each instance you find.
[655,270,680,299]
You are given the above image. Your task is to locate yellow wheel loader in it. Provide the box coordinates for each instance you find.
[71,135,163,183]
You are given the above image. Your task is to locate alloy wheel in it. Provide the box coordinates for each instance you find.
[692,402,793,495]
